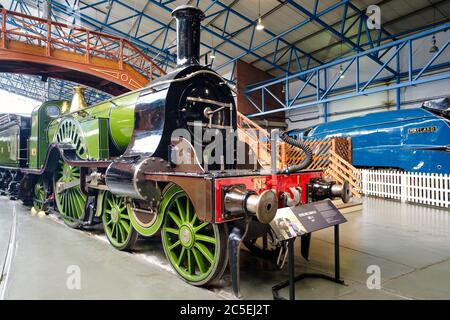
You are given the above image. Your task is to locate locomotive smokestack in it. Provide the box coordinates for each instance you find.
[172,5,205,67]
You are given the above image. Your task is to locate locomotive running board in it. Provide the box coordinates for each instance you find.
[21,144,111,175]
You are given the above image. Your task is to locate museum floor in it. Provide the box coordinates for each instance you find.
[1,196,449,300]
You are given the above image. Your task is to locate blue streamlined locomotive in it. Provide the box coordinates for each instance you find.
[288,97,450,174]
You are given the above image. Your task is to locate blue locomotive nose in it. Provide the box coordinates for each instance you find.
[292,97,450,174]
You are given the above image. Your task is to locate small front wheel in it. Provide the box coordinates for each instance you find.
[100,191,138,251]
[161,184,228,286]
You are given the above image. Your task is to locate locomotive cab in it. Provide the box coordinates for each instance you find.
[28,101,68,169]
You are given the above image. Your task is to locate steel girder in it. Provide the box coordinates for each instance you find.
[0,73,110,103]
[244,23,450,118]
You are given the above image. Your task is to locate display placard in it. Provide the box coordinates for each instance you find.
[270,200,347,241]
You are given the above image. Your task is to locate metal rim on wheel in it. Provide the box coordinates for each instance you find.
[33,179,45,212]
[100,191,138,251]
[161,184,227,286]
[54,161,87,228]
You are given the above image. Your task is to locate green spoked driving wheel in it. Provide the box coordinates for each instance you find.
[54,161,87,228]
[33,179,46,212]
[100,191,138,251]
[161,184,228,286]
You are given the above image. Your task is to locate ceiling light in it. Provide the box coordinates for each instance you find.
[256,0,264,31]
[430,35,439,53]
[105,0,113,10]
[339,65,345,79]
[210,51,216,60]
[256,16,264,31]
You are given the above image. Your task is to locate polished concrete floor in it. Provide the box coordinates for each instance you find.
[0,196,449,300]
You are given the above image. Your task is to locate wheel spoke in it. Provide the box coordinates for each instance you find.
[67,191,74,218]
[177,247,186,266]
[194,242,214,264]
[72,190,80,218]
[192,247,206,274]
[120,213,130,220]
[185,201,190,223]
[118,223,126,242]
[165,227,179,235]
[195,234,217,245]
[169,240,181,251]
[120,220,130,233]
[187,249,193,275]
[61,193,67,214]
[66,193,71,216]
[191,212,197,224]
[194,222,208,233]
[175,198,186,223]
[74,189,85,218]
[168,210,182,227]
[112,224,117,239]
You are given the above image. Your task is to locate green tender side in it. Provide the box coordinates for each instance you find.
[0,124,21,168]
[29,101,70,169]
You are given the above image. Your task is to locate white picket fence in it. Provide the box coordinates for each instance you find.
[359,169,450,208]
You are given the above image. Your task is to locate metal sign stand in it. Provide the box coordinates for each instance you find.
[272,224,345,300]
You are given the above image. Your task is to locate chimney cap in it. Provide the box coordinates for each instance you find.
[172,5,205,20]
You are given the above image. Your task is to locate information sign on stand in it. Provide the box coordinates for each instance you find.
[270,200,347,300]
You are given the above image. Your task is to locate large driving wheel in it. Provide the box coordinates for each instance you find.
[54,161,87,228]
[100,191,138,251]
[53,118,88,228]
[161,184,228,286]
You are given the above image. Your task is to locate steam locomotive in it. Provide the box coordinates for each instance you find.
[288,97,450,174]
[0,6,350,295]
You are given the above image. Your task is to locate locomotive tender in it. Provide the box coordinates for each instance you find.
[0,6,349,295]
